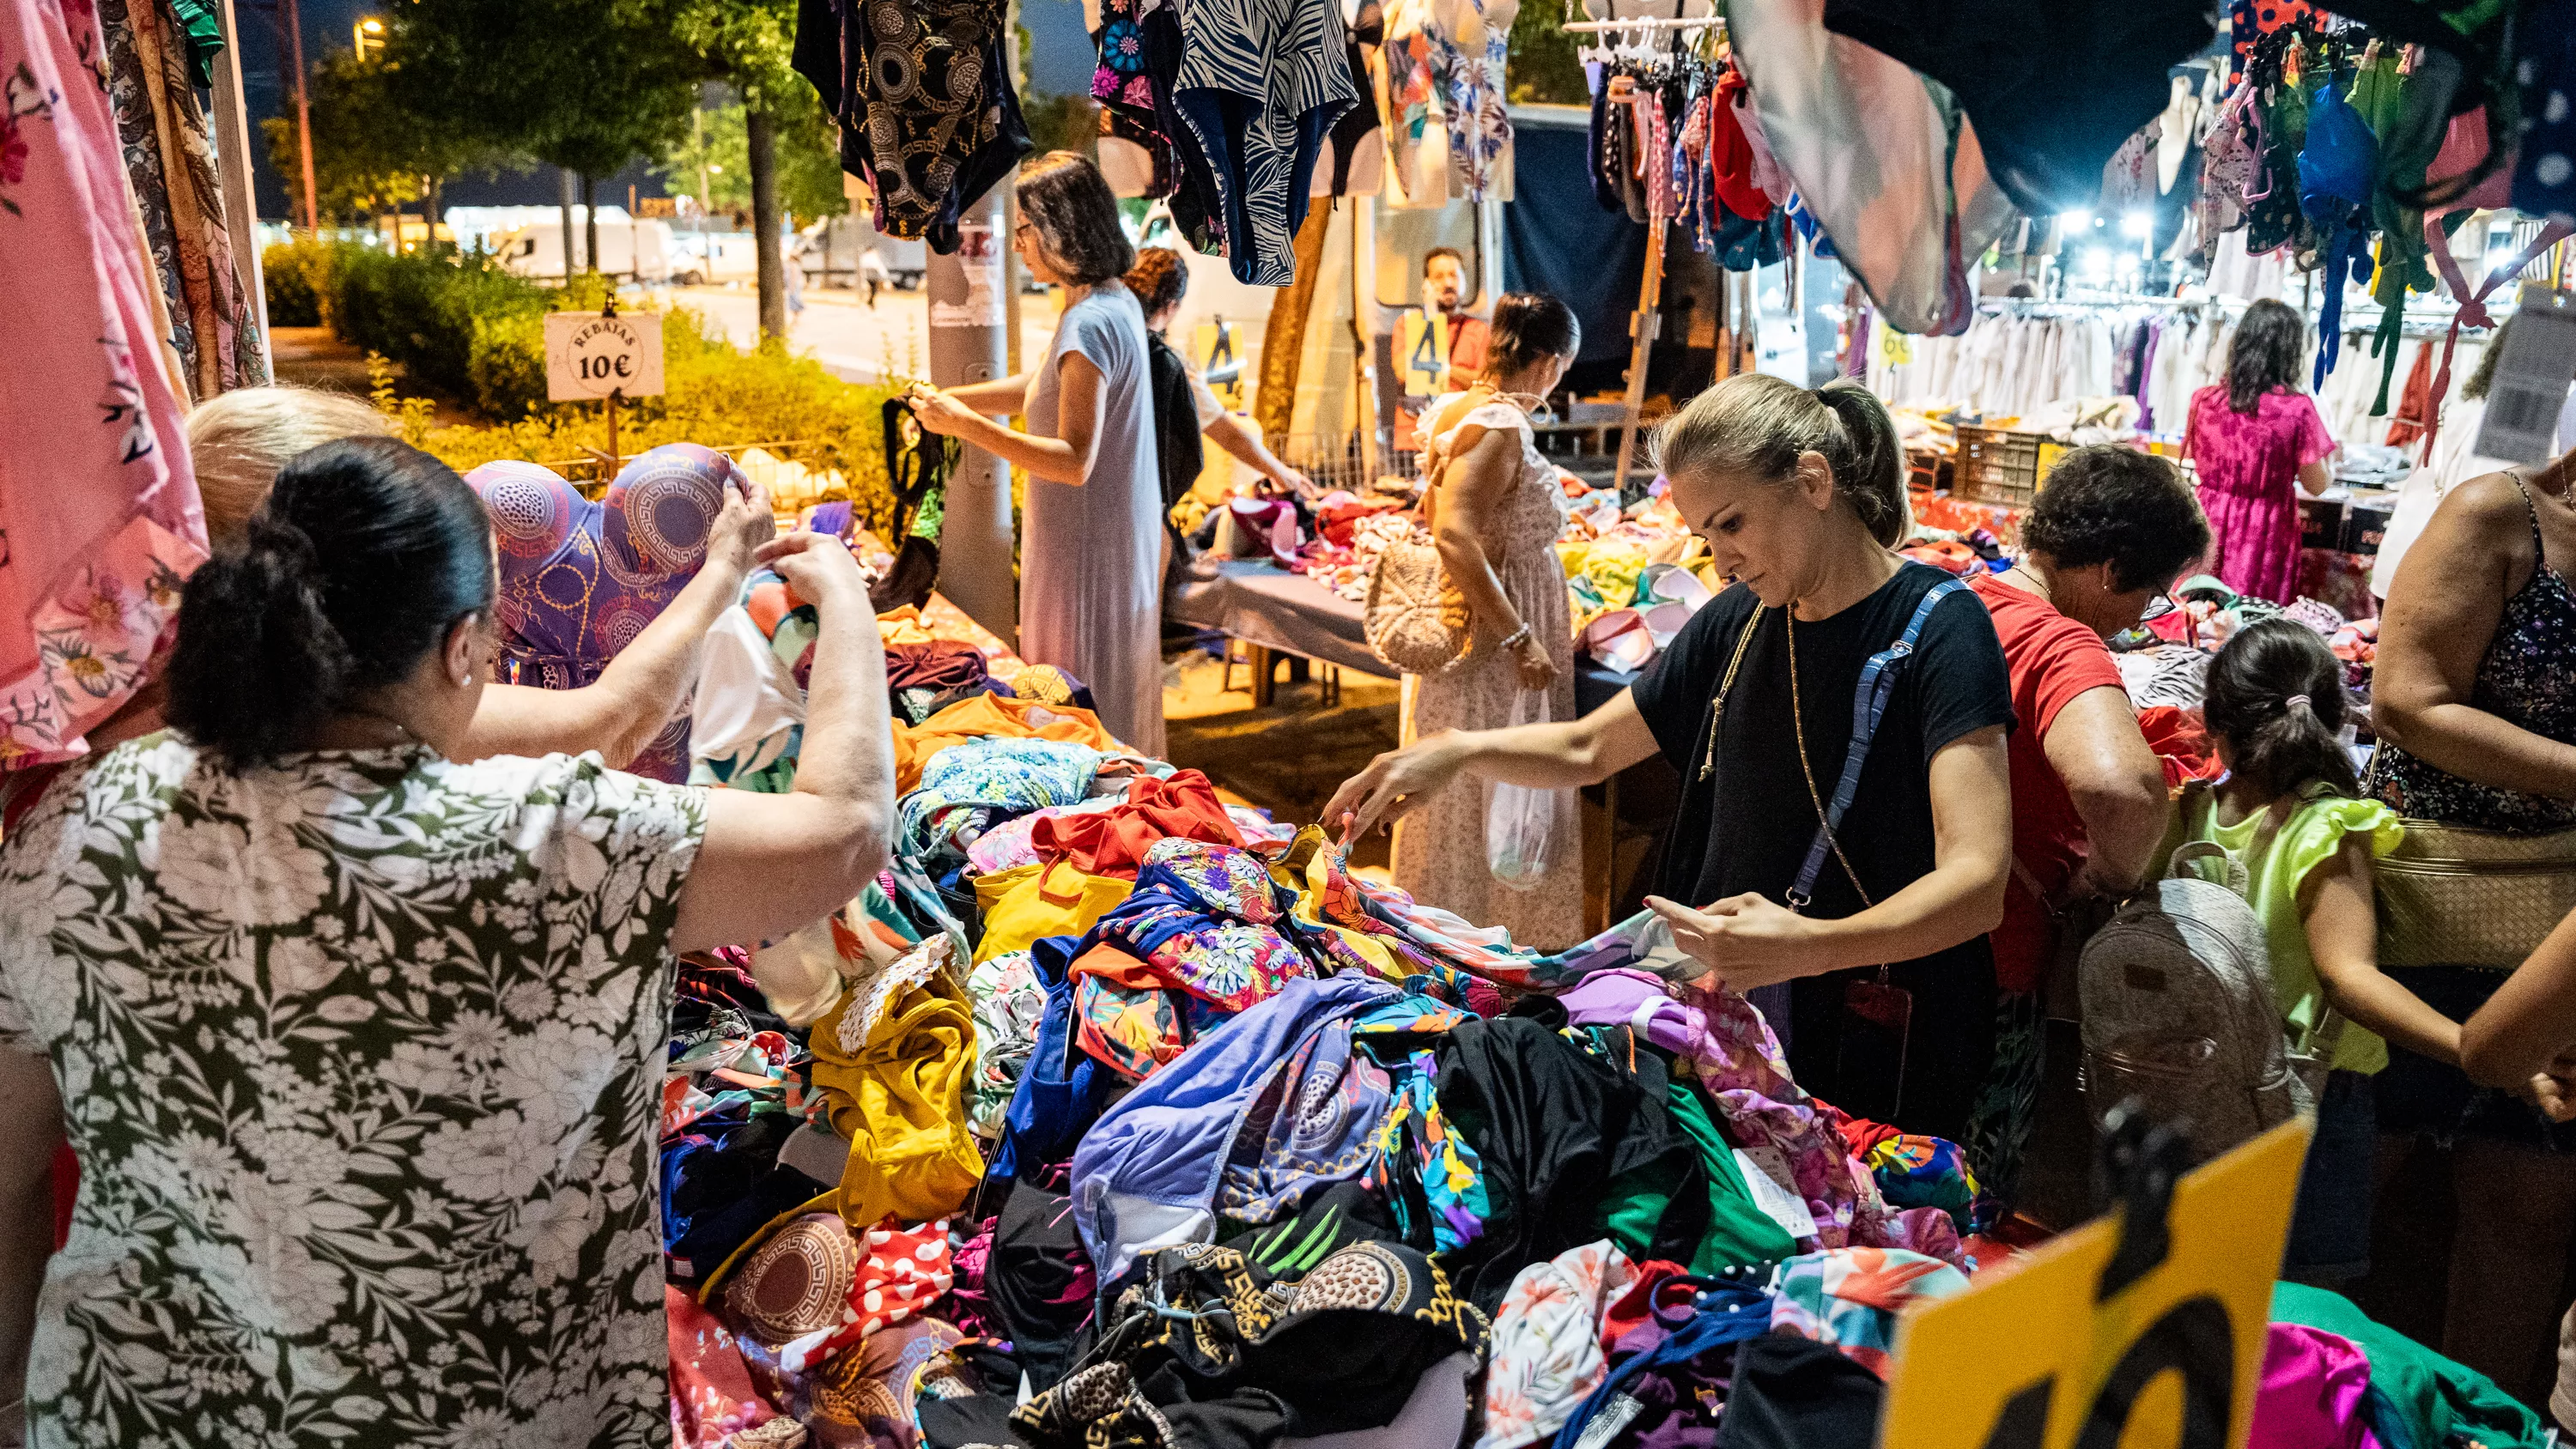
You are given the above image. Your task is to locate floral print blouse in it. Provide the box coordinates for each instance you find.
[0,738,706,1449]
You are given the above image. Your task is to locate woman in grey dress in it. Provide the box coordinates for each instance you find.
[909,153,1166,755]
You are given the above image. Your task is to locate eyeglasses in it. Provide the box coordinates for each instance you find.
[2138,594,2178,622]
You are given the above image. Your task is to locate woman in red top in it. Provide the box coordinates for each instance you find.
[2182,298,2338,603]
[1963,446,2210,1203]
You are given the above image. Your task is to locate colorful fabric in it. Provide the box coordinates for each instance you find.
[1479,1240,1641,1449]
[1071,974,1403,1285]
[0,0,204,770]
[726,1215,954,1373]
[1084,839,1312,1013]
[2253,1322,2384,1449]
[0,740,705,1447]
[1766,1247,1972,1379]
[471,446,736,781]
[966,950,1045,1137]
[1218,1016,1397,1223]
[1072,955,1201,1079]
[805,936,986,1234]
[892,689,1125,793]
[1846,1129,1984,1225]
[973,861,1133,963]
[670,1286,791,1448]
[1030,767,1243,877]
[896,736,1103,861]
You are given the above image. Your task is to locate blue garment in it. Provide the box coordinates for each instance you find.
[2515,0,2576,224]
[992,934,1119,1179]
[1072,973,1401,1285]
[896,736,1103,859]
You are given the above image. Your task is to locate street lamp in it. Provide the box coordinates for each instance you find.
[353,15,383,59]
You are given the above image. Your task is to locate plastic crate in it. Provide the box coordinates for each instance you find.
[1954,426,2040,508]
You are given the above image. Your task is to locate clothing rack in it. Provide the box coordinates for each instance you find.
[1570,7,1728,490]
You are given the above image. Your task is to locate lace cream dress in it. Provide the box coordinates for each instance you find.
[1392,396,1583,949]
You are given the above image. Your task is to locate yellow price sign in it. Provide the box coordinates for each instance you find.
[1878,324,1916,367]
[1880,1117,2308,1449]
[1399,311,1450,398]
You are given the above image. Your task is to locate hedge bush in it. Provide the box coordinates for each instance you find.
[260,238,338,327]
[395,307,912,537]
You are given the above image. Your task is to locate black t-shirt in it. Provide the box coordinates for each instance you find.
[1629,562,2015,1136]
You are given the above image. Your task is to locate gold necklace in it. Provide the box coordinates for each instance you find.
[1696,603,1766,783]
[1785,610,1872,909]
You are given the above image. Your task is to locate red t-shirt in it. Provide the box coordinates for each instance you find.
[1969,572,2128,994]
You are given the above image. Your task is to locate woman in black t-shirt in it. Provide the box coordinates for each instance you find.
[1324,374,2015,1139]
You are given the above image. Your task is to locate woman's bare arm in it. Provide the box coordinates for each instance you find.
[2375,471,2576,797]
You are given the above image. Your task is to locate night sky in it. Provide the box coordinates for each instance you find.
[235,0,1100,221]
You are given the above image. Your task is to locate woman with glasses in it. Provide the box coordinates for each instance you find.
[907,153,1167,755]
[1959,446,2208,1205]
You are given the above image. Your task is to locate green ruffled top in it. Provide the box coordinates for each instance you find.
[2160,785,2406,1076]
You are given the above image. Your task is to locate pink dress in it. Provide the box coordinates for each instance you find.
[2184,385,2335,603]
[0,0,204,767]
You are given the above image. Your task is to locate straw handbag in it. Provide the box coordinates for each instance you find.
[2376,819,2576,969]
[1364,528,1472,674]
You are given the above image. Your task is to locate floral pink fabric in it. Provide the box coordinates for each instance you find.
[0,0,204,768]
[2184,385,2335,604]
[1479,1240,1639,1449]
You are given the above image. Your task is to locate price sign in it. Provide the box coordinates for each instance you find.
[2472,284,2576,464]
[545,312,665,402]
[1878,1118,2307,1449]
[1399,311,1449,398]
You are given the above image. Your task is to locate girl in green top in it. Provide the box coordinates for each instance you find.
[2159,619,2451,1283]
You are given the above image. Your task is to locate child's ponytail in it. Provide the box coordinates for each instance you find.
[2202,617,2361,801]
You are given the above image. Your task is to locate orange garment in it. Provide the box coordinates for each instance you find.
[2385,343,2434,450]
[1030,769,1243,878]
[891,691,1124,792]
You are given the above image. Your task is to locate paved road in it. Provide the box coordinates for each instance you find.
[668,283,1060,386]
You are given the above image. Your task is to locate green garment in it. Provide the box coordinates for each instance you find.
[1665,1078,1801,1271]
[2158,785,2405,1075]
[2272,1283,2548,1449]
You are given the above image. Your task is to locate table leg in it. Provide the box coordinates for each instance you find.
[1585,771,1619,937]
[1249,645,1276,707]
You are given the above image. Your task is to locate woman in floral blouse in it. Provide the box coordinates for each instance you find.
[0,439,896,1448]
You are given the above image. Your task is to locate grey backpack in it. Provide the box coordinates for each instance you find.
[2076,829,2320,1164]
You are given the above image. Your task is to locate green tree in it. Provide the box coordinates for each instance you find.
[1507,3,1586,106]
[261,49,494,224]
[658,96,845,225]
[665,0,808,336]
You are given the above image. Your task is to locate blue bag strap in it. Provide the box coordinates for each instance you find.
[1788,576,1970,912]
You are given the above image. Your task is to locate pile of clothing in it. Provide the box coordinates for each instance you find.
[651,559,2547,1448]
[1557,483,1721,671]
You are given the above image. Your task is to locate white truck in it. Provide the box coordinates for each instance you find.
[495,217,675,282]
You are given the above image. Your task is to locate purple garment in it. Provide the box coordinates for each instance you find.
[1218,1016,1394,1222]
[2251,1325,2382,1449]
[1557,969,1707,1058]
[1072,973,1401,1284]
[468,444,738,781]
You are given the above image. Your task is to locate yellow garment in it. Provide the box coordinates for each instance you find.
[1557,538,1649,610]
[807,936,985,1231]
[1273,826,1409,981]
[975,861,1133,961]
[876,605,938,649]
[892,691,1126,792]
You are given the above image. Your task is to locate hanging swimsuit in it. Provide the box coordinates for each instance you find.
[1816,0,2220,218]
[842,0,1032,252]
[1170,0,1358,286]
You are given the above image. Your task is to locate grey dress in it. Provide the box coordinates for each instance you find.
[1024,282,1166,757]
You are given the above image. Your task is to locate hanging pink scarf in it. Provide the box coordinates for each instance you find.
[0,0,204,767]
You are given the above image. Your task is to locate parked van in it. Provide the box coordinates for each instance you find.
[797,213,926,289]
[671,232,762,285]
[495,218,674,282]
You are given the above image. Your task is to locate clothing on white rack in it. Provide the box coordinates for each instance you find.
[2203,228,2289,304]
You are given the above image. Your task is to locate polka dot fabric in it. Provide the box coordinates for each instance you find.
[2228,0,2314,81]
[775,1218,955,1374]
[2516,0,2576,223]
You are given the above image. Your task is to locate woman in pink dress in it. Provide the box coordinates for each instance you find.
[2183,298,2338,603]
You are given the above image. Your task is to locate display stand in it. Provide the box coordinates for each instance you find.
[1561,10,1726,492]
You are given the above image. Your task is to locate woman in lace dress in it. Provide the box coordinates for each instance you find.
[1390,293,1583,947]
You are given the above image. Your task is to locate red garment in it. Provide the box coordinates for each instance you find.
[2137,705,2221,786]
[1710,69,1776,221]
[1030,768,1244,878]
[668,1285,787,1448]
[1970,573,2128,994]
[1836,1115,1905,1161]
[1599,1259,1693,1352]
[2384,343,2434,450]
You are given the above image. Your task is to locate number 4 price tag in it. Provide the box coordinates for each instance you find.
[545,312,665,403]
